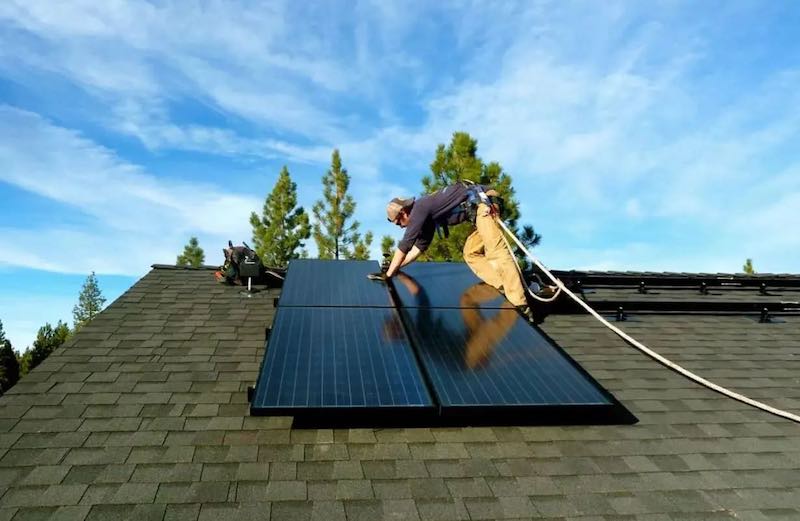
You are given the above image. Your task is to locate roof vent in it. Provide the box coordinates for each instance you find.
[616,306,627,322]
[759,307,771,323]
[638,281,647,294]
[700,282,709,295]
[759,283,768,295]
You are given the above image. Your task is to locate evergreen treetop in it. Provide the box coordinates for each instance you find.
[349,231,374,261]
[743,258,755,274]
[250,166,311,267]
[0,320,19,394]
[26,321,70,373]
[176,237,205,267]
[419,131,540,262]
[380,235,395,259]
[73,272,106,331]
[312,149,373,260]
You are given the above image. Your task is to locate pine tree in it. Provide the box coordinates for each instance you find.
[380,235,396,259]
[250,166,311,267]
[419,132,541,262]
[0,320,20,394]
[349,231,374,261]
[73,272,106,331]
[312,149,369,259]
[25,321,70,373]
[176,237,205,267]
[743,258,755,274]
[17,350,32,377]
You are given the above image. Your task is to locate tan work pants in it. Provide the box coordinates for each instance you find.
[463,203,527,307]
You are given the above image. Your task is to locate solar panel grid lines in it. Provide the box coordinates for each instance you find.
[278,258,394,307]
[251,306,434,414]
[399,307,609,408]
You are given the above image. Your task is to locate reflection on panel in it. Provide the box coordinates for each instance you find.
[393,263,508,309]
[251,307,433,415]
[279,259,393,307]
[400,304,611,407]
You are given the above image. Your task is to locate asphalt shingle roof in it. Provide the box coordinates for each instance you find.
[1,265,798,520]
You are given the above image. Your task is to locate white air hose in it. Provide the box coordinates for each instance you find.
[497,219,800,424]
[496,223,562,303]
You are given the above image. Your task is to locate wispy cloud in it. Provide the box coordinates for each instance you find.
[0,106,260,274]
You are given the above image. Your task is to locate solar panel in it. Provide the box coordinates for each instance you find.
[393,262,508,309]
[399,305,632,424]
[250,306,435,426]
[278,259,394,307]
[251,259,634,426]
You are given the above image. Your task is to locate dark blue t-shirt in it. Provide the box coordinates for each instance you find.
[397,183,487,253]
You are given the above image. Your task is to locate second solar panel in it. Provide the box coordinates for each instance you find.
[251,306,435,426]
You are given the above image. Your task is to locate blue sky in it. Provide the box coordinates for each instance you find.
[1,1,799,349]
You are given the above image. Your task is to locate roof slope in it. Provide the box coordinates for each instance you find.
[1,266,799,520]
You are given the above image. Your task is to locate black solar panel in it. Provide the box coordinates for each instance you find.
[278,259,393,307]
[393,262,508,308]
[399,304,632,424]
[251,259,634,426]
[250,306,435,425]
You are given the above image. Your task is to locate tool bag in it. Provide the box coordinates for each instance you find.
[215,241,262,285]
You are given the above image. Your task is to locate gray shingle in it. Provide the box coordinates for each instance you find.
[164,503,200,521]
[130,463,202,483]
[236,480,306,501]
[19,465,71,486]
[155,482,229,503]
[197,502,270,521]
[84,504,165,521]
[79,483,158,505]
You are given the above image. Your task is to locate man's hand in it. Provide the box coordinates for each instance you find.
[367,272,387,282]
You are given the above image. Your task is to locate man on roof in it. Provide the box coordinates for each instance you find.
[368,181,551,323]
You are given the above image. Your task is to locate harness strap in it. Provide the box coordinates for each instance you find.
[435,182,497,238]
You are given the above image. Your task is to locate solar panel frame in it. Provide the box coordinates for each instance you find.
[250,306,437,427]
[277,259,394,308]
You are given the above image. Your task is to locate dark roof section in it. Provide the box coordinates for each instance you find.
[0,265,798,519]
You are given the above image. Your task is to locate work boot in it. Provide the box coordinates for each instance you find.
[516,305,537,324]
[517,304,547,325]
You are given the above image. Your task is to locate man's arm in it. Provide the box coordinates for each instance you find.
[400,246,422,268]
[384,245,423,277]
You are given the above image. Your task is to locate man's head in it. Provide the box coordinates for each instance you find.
[386,197,414,228]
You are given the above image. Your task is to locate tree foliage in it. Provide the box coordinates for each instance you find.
[380,235,395,259]
[20,321,71,374]
[73,272,106,331]
[419,131,541,262]
[743,258,755,275]
[176,237,205,267]
[0,320,19,394]
[312,149,373,260]
[349,231,374,261]
[250,166,311,267]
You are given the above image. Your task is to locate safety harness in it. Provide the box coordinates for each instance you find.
[435,181,502,239]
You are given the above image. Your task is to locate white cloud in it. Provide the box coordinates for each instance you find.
[0,106,260,275]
